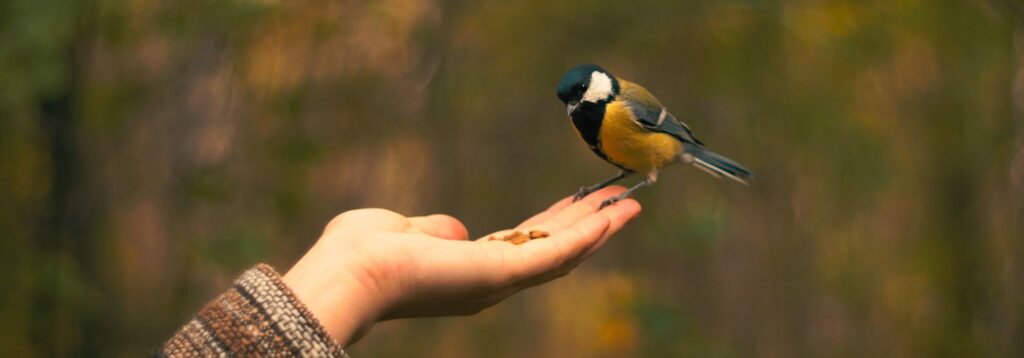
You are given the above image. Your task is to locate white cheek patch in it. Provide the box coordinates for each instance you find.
[582,71,613,103]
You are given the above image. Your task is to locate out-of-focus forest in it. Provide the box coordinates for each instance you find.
[2,0,1023,356]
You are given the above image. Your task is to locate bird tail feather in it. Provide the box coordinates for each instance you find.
[683,144,753,185]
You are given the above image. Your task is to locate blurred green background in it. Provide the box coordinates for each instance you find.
[2,0,1023,356]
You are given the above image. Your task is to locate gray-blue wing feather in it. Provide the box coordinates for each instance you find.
[617,80,751,183]
[621,99,703,145]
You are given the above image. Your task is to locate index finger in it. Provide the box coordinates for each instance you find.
[516,186,628,230]
[504,199,641,286]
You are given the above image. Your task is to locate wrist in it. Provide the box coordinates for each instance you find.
[282,245,385,346]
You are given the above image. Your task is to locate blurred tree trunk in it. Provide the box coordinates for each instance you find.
[993,0,1024,190]
[991,0,1024,355]
[1013,21,1024,358]
[33,2,103,355]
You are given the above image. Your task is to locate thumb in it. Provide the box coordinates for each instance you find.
[408,214,470,241]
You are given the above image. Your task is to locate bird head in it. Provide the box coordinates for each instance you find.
[557,64,620,116]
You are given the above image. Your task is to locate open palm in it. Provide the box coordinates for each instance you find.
[283,186,641,345]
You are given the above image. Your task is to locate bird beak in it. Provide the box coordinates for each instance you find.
[566,101,579,117]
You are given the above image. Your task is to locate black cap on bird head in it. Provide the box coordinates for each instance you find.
[556,64,620,106]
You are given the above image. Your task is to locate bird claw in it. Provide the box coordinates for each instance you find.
[572,186,592,202]
[599,197,620,209]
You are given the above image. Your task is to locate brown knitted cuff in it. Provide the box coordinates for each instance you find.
[161,264,349,357]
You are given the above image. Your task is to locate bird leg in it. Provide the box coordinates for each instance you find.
[599,177,654,209]
[573,171,629,202]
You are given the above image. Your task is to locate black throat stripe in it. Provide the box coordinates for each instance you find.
[570,101,630,172]
[571,102,604,151]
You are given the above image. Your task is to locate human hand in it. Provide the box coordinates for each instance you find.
[282,186,641,346]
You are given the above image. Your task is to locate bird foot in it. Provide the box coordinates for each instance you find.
[599,196,621,209]
[573,186,593,202]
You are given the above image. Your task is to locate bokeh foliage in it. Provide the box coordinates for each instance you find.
[2,0,1023,356]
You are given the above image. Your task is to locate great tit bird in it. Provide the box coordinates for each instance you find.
[557,64,752,208]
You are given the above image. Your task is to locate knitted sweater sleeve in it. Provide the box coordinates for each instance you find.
[160,264,349,357]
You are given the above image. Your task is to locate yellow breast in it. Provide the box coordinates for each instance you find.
[599,101,682,175]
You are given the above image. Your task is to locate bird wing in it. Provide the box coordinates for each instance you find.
[618,80,703,145]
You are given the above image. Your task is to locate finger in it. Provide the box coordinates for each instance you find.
[580,198,641,258]
[407,214,470,241]
[515,195,576,230]
[505,212,612,282]
[326,208,409,232]
[531,186,627,233]
[495,197,641,289]
[550,204,635,266]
